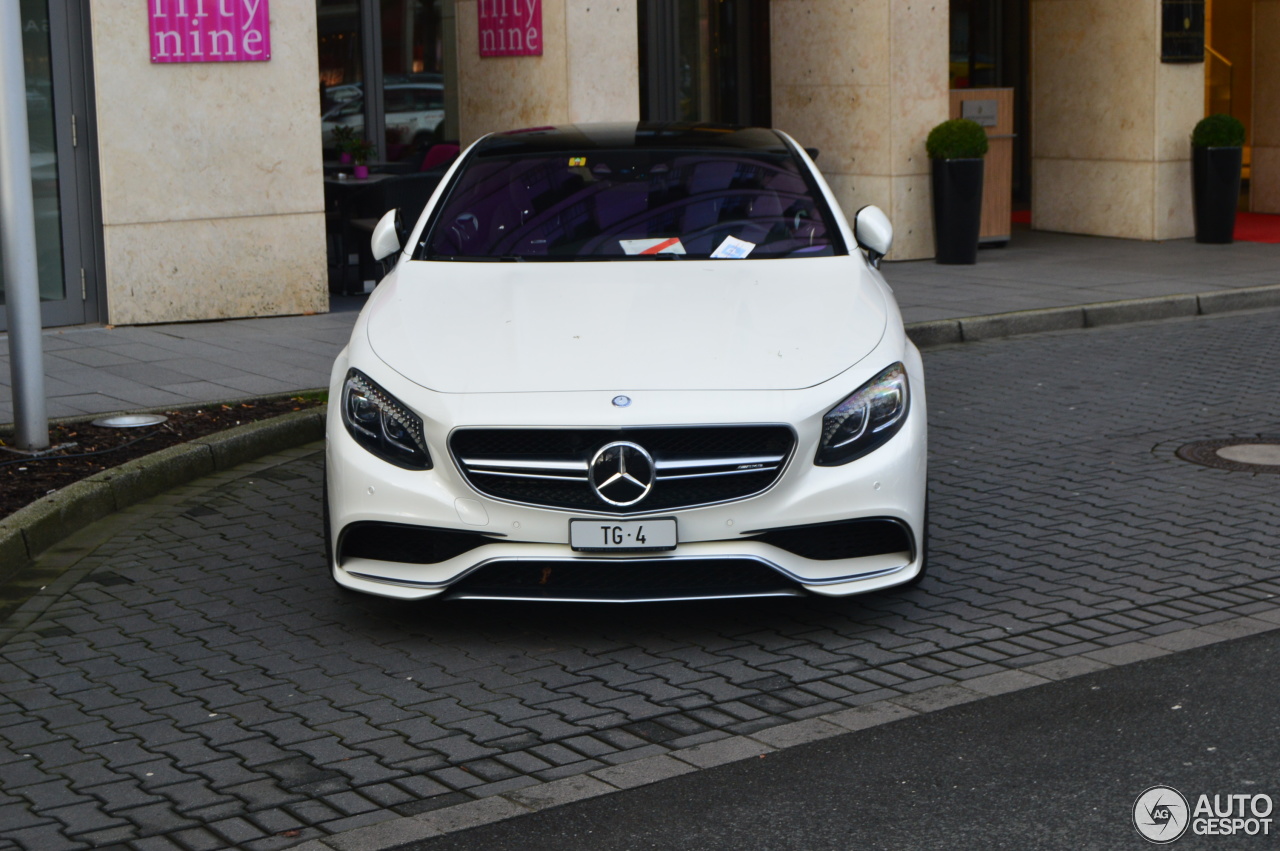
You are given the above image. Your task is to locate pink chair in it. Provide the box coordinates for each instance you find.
[420,143,460,172]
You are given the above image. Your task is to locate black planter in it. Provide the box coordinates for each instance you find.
[931,158,984,264]
[1193,146,1243,244]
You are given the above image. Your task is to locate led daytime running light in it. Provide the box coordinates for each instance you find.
[342,369,432,469]
[350,374,425,451]
[815,363,909,466]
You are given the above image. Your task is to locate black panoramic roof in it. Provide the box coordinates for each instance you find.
[473,123,791,156]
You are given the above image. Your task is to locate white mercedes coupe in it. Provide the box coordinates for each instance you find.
[324,123,928,602]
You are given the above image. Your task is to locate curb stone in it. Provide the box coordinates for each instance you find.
[1083,294,1198,327]
[959,305,1085,341]
[1197,283,1280,314]
[0,406,325,579]
[904,283,1280,348]
[902,319,962,348]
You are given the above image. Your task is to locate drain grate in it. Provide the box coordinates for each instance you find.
[1176,438,1280,473]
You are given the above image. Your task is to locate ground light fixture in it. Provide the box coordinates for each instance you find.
[90,414,170,428]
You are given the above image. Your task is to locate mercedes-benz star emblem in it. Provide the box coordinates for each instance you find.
[589,441,655,506]
[612,395,632,408]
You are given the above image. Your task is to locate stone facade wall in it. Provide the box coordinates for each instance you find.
[769,0,948,261]
[1030,0,1202,240]
[454,0,639,145]
[90,0,327,325]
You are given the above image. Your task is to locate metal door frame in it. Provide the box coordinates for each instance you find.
[0,0,103,332]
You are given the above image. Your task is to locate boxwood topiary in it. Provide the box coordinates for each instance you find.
[1192,114,1246,148]
[925,118,989,160]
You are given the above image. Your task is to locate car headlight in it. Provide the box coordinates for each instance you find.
[341,368,432,470]
[815,362,909,466]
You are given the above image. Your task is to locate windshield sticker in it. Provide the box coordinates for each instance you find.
[710,236,756,259]
[568,156,587,167]
[620,237,687,255]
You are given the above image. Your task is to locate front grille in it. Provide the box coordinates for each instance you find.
[444,558,798,601]
[747,518,913,561]
[451,426,795,514]
[339,522,504,565]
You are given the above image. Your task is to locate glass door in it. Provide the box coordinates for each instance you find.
[318,0,365,161]
[380,0,446,164]
[317,0,447,164]
[639,0,771,127]
[949,0,1030,204]
[1204,0,1252,203]
[0,0,99,332]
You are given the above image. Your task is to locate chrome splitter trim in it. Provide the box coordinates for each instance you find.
[444,590,806,603]
[343,551,913,593]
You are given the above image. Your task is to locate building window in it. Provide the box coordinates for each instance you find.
[318,0,450,166]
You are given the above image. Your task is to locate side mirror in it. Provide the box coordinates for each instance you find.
[371,208,402,262]
[854,205,893,268]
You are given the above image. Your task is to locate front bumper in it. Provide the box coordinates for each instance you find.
[324,375,928,602]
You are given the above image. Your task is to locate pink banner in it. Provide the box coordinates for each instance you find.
[478,0,542,57]
[150,0,271,64]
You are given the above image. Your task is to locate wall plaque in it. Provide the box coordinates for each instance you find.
[1161,0,1204,63]
[150,0,271,64]
[479,0,542,57]
[961,99,998,128]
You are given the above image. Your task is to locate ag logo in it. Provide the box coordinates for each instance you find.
[1134,786,1190,843]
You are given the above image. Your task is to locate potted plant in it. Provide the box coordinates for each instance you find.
[332,125,357,164]
[926,118,989,264]
[351,139,375,180]
[1191,114,1245,244]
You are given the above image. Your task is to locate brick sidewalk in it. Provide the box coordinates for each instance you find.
[2,307,1279,849]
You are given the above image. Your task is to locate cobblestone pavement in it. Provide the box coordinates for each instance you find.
[3,309,1280,850]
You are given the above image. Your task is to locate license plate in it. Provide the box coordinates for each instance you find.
[570,518,677,552]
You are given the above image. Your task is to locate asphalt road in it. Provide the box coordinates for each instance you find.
[403,628,1280,850]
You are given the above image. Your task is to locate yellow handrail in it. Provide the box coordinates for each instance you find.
[1204,45,1233,117]
[1205,45,1232,67]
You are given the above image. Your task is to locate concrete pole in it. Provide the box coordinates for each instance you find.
[0,0,50,450]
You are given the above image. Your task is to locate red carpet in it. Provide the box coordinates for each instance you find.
[1008,209,1279,242]
[1234,212,1280,243]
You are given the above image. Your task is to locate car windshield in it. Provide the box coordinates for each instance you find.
[419,148,844,261]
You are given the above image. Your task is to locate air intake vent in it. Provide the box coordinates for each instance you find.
[339,522,503,565]
[747,518,913,561]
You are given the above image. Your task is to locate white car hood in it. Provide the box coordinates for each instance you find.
[366,256,888,393]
